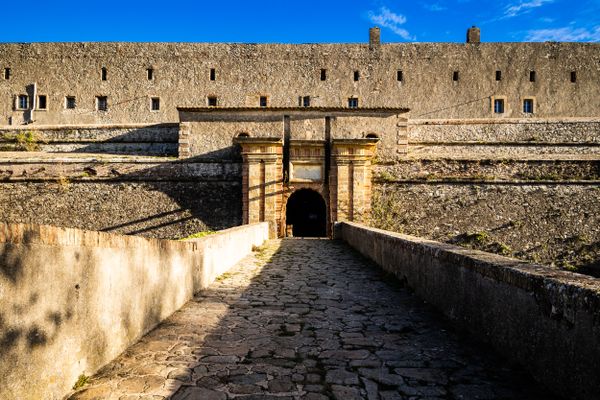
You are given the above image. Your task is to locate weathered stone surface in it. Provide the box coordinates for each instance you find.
[67,239,552,400]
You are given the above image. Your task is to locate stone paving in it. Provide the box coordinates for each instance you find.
[69,239,556,400]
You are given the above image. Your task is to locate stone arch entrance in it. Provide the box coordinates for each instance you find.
[285,189,327,237]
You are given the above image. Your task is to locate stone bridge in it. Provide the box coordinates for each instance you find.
[1,222,599,400]
[69,239,549,400]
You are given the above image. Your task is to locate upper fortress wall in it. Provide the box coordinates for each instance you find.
[1,40,599,125]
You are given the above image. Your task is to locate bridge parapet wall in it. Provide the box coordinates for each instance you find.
[335,221,600,400]
[0,221,269,400]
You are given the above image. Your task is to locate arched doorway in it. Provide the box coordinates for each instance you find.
[285,189,327,237]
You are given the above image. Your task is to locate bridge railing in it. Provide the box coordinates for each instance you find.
[335,221,600,400]
[0,221,269,400]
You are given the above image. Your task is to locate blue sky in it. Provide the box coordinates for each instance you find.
[1,0,599,43]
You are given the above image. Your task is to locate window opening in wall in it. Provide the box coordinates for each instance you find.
[530,71,536,82]
[397,70,403,81]
[320,69,327,81]
[453,71,459,81]
[101,67,107,81]
[207,96,217,107]
[37,95,47,110]
[65,96,76,109]
[523,99,534,113]
[237,132,250,138]
[495,70,502,81]
[259,96,268,107]
[366,133,379,139]
[303,96,311,107]
[494,98,504,113]
[151,97,160,111]
[17,95,28,110]
[348,97,359,108]
[3,68,10,80]
[354,70,360,81]
[96,96,108,111]
[147,68,154,80]
[570,71,577,83]
[210,68,216,81]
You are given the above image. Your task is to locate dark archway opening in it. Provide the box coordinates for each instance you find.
[286,189,327,237]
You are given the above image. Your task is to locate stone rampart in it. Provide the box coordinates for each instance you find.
[334,221,600,400]
[0,221,269,400]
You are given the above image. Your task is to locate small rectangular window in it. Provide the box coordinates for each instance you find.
[207,96,217,107]
[353,70,360,81]
[151,97,160,111]
[101,67,107,81]
[570,71,577,83]
[303,96,311,107]
[37,95,47,110]
[523,99,534,113]
[495,70,502,81]
[17,95,28,110]
[3,68,10,80]
[530,71,536,82]
[147,68,154,80]
[96,96,108,111]
[348,98,359,108]
[65,96,76,109]
[397,70,403,81]
[210,68,216,81]
[320,69,327,81]
[494,99,504,114]
[259,96,268,107]
[453,71,459,81]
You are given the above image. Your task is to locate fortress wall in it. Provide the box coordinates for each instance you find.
[370,183,600,275]
[335,221,600,400]
[0,123,178,155]
[408,118,600,143]
[1,42,598,126]
[0,156,243,239]
[0,221,269,400]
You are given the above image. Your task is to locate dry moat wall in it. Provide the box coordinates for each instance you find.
[0,222,269,400]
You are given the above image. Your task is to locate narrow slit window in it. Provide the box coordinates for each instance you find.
[348,97,359,108]
[303,96,311,107]
[570,71,577,83]
[530,71,536,82]
[147,68,154,80]
[397,70,403,81]
[96,96,108,111]
[3,68,10,80]
[210,68,216,81]
[17,95,28,110]
[151,97,160,111]
[101,67,107,81]
[320,69,327,81]
[259,96,268,107]
[495,70,502,81]
[494,99,504,114]
[65,96,76,109]
[207,96,217,107]
[453,71,459,81]
[37,95,47,110]
[523,99,534,113]
[354,70,360,81]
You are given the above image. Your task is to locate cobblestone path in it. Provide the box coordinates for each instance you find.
[70,239,554,400]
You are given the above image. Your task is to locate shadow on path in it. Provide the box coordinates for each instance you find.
[69,239,559,400]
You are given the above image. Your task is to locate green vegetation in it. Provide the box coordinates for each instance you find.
[216,272,233,281]
[72,374,89,390]
[178,231,216,240]
[8,131,40,151]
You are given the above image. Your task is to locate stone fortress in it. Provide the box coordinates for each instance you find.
[1,26,600,400]
[1,26,598,272]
